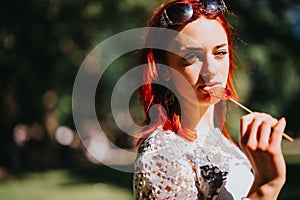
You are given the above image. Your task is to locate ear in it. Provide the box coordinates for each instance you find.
[159,65,171,82]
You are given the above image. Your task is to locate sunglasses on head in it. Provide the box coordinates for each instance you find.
[160,0,227,28]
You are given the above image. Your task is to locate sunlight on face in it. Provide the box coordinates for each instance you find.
[167,17,230,105]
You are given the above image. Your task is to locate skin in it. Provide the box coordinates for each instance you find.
[166,17,229,133]
[165,17,286,199]
[241,113,286,199]
[167,17,229,105]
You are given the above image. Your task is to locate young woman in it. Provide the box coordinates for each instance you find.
[133,0,286,199]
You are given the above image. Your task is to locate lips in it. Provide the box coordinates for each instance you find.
[197,82,222,92]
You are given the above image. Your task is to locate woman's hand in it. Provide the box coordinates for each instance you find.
[239,112,286,199]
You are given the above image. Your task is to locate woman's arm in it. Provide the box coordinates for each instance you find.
[240,112,286,200]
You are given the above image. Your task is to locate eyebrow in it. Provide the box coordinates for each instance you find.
[185,43,228,51]
[185,46,204,51]
[213,43,228,51]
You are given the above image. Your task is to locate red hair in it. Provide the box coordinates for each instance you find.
[137,0,238,145]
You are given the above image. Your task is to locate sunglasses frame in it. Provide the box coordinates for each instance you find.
[160,0,227,28]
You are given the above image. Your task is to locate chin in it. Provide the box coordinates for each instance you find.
[198,96,220,106]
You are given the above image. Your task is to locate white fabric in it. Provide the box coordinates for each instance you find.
[133,126,254,200]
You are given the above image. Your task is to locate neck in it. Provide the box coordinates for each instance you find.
[195,105,215,135]
[180,103,215,133]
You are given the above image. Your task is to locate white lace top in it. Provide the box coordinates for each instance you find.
[133,126,254,200]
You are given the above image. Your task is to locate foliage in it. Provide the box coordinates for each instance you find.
[0,0,299,174]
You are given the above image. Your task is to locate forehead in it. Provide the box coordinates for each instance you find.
[172,17,228,49]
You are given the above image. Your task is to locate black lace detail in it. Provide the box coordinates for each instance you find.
[137,138,151,154]
[198,165,228,200]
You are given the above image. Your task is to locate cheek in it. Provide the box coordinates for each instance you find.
[217,58,230,86]
[168,65,199,97]
[171,64,200,86]
[183,64,200,83]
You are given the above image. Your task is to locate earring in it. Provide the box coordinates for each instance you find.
[164,90,175,106]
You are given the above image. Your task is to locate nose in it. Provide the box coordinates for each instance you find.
[200,56,218,82]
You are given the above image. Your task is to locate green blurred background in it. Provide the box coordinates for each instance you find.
[0,0,300,199]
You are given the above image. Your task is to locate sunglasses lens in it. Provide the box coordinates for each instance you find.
[165,3,193,24]
[203,0,226,13]
[161,1,227,27]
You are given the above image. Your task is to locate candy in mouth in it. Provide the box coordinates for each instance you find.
[208,87,232,100]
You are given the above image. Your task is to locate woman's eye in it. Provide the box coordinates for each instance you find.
[183,53,198,63]
[214,50,228,59]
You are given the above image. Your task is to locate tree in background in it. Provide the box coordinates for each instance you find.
[0,0,299,175]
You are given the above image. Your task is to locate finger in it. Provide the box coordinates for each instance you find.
[257,118,277,150]
[240,112,265,147]
[270,117,286,148]
[240,114,255,146]
[240,113,274,148]
[240,112,261,136]
[248,116,267,148]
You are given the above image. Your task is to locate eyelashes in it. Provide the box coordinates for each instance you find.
[182,49,228,64]
[214,49,228,60]
[183,53,201,63]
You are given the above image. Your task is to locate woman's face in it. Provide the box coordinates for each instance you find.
[166,17,230,105]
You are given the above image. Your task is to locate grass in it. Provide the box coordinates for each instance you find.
[0,166,134,200]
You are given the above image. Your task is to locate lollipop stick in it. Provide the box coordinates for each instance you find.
[229,98,253,114]
[229,98,294,142]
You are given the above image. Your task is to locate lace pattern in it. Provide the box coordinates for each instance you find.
[133,127,252,200]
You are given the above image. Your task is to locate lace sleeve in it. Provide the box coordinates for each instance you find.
[133,129,198,199]
[133,151,198,199]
